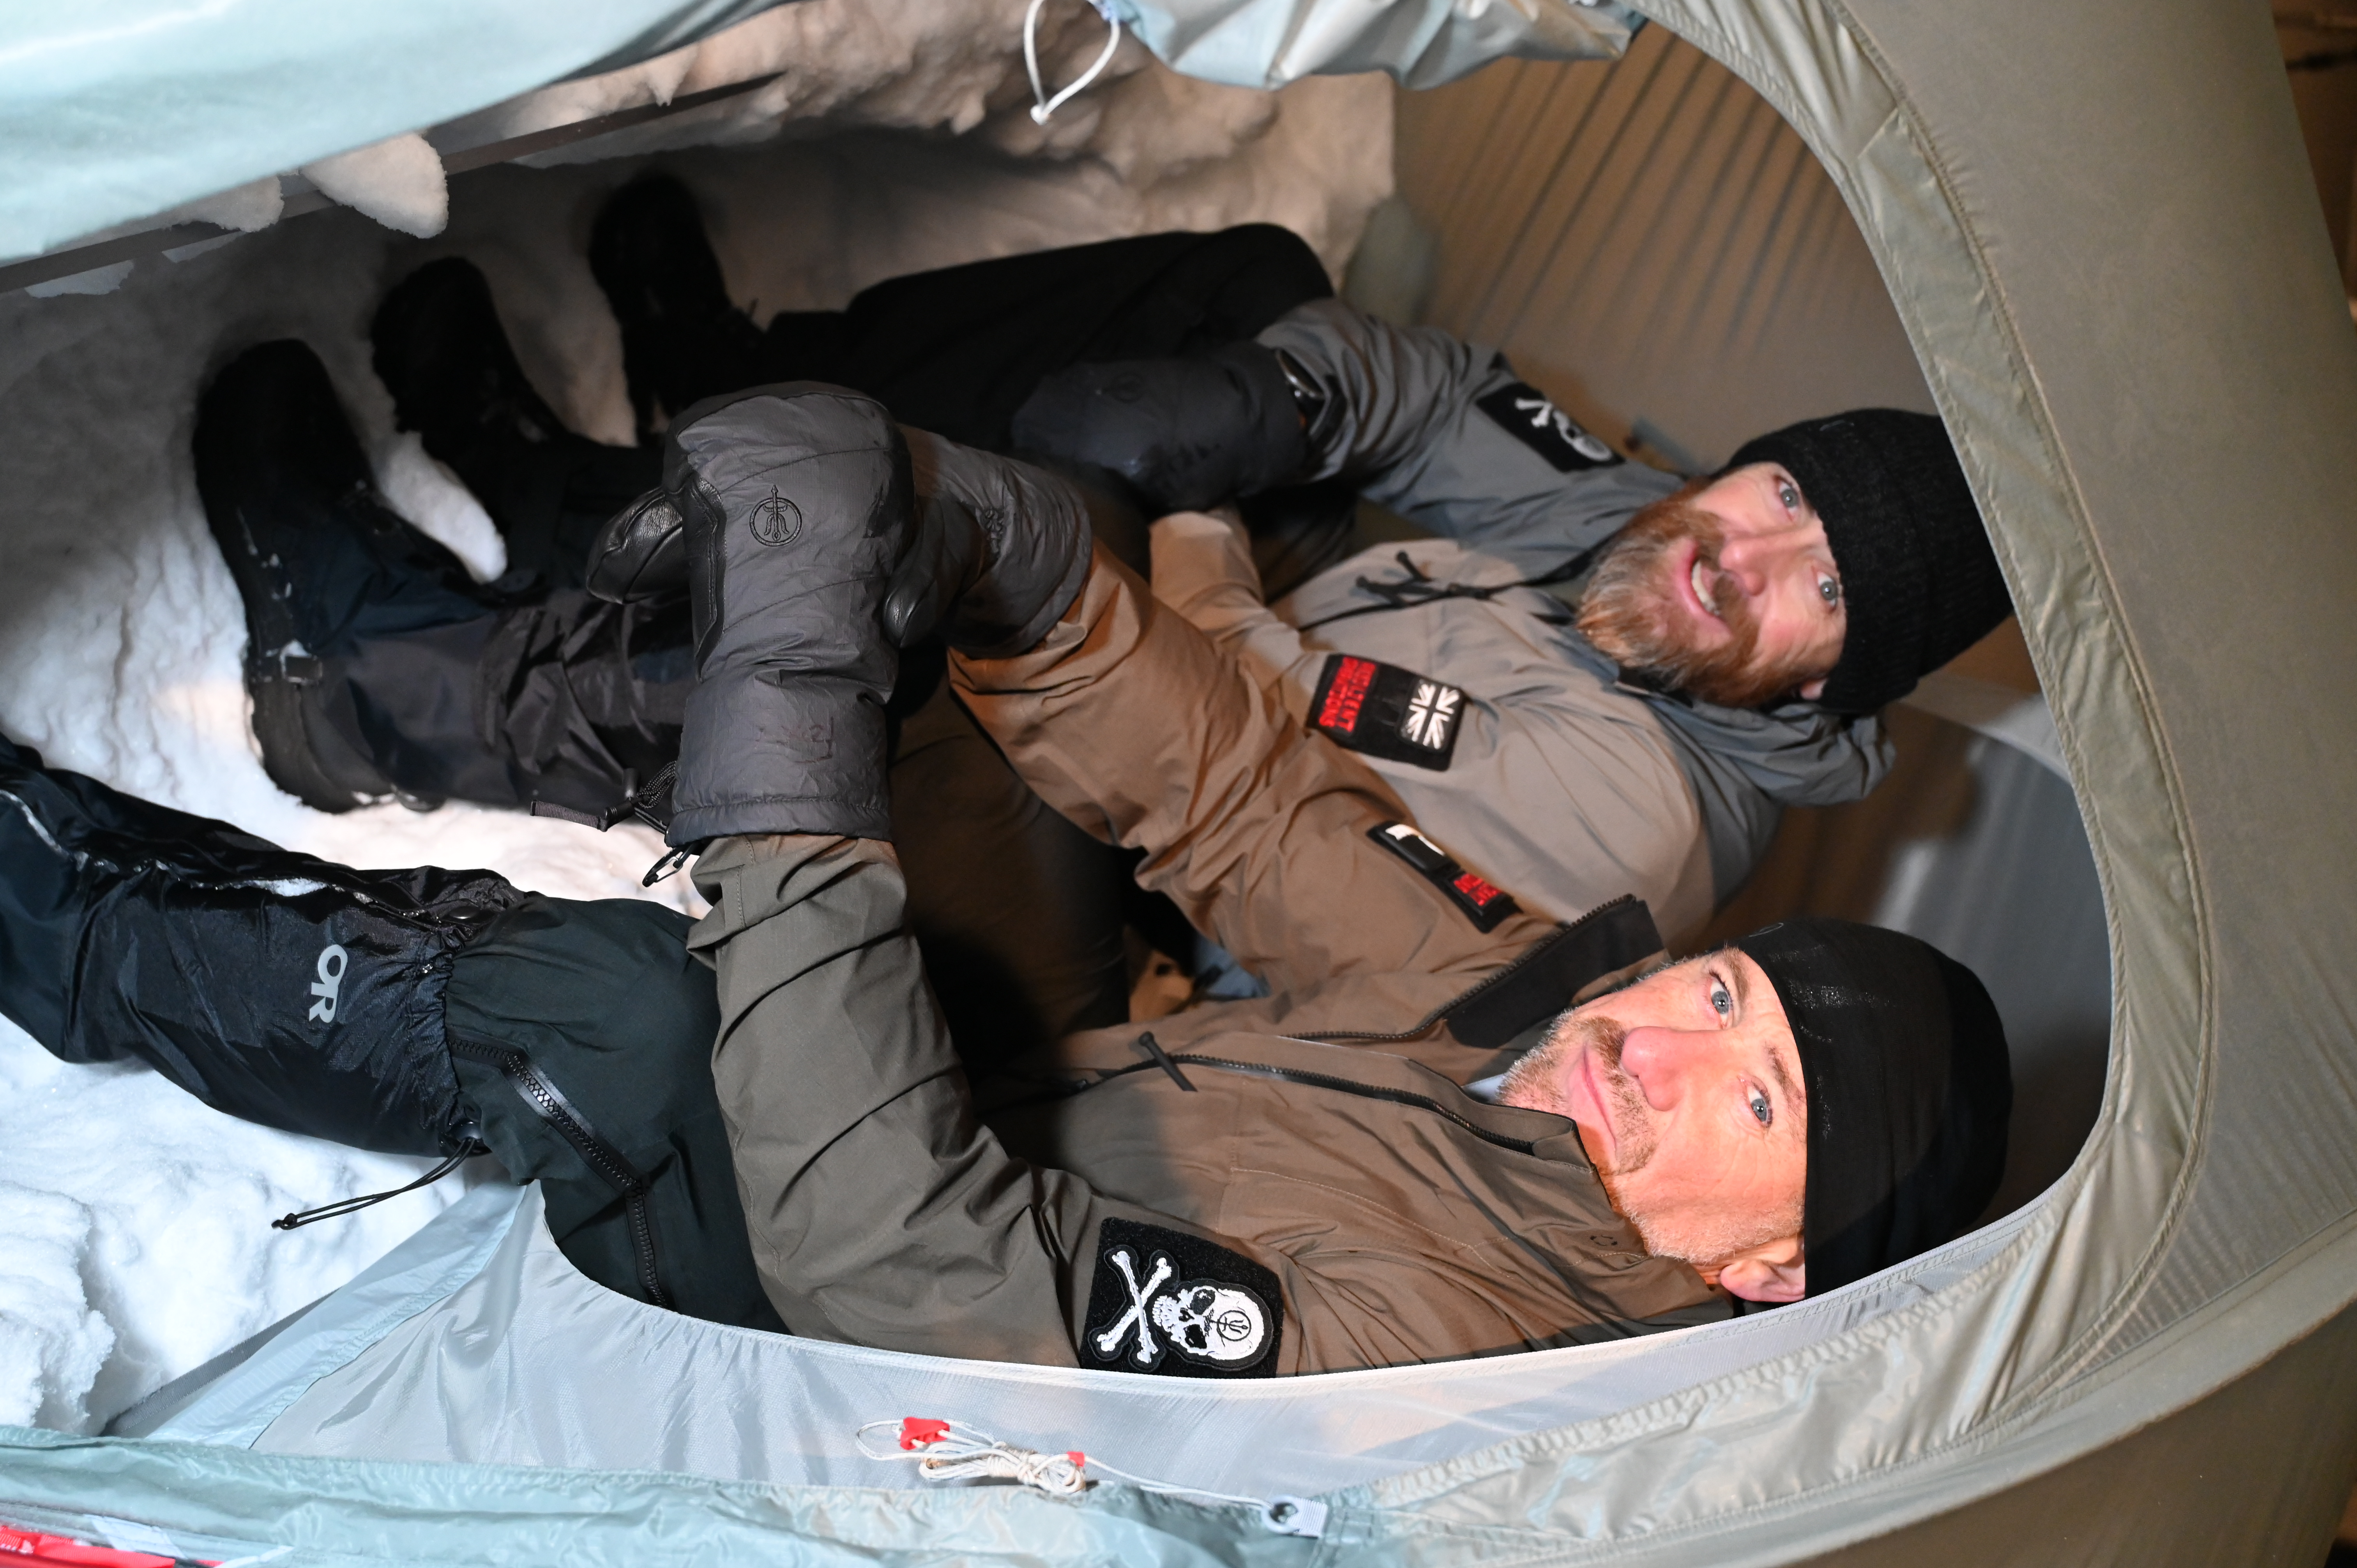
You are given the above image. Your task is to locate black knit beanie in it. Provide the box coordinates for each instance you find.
[1726,410,2011,715]
[1733,918,2012,1298]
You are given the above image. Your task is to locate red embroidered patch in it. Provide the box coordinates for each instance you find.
[1315,655,1376,734]
[1307,655,1464,771]
[1452,870,1507,909]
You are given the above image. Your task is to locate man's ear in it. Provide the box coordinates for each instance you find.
[1710,1235,1807,1304]
[1797,676,1829,701]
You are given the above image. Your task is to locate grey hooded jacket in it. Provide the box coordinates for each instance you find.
[1158,301,1891,942]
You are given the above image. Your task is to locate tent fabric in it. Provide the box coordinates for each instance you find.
[3,0,2355,1559]
[1104,0,1646,91]
[0,0,787,262]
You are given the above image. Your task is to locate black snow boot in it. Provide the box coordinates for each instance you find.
[588,174,768,445]
[1009,340,1311,514]
[371,258,664,586]
[194,340,498,812]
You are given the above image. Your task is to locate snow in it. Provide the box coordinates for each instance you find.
[0,1,1387,1435]
[300,134,449,240]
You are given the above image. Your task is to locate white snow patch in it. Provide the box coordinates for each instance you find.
[301,134,450,240]
[27,261,133,298]
[373,432,507,584]
[0,1184,112,1430]
[168,175,287,236]
[0,1,1385,1433]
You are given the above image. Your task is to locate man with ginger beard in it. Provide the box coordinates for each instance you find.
[1024,312,2016,944]
[0,384,2014,1365]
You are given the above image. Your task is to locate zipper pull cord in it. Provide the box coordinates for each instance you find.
[271,1145,479,1231]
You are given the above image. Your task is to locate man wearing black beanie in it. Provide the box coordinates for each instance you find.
[9,385,2017,1368]
[1498,915,2012,1299]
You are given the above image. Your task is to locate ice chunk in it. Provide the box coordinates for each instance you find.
[302,134,449,238]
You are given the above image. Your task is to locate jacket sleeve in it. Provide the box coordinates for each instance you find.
[1256,298,1684,553]
[690,833,1138,1365]
[954,544,1557,996]
[1146,508,1326,715]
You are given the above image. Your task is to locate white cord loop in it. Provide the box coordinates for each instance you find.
[1023,0,1125,124]
[856,1416,1328,1536]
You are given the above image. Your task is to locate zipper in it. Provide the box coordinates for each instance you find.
[449,1036,673,1310]
[1295,893,1643,1045]
[983,897,1647,1137]
[1160,1055,1540,1155]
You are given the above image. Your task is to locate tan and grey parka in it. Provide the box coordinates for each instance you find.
[689,547,1728,1379]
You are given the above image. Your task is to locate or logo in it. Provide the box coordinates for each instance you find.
[749,489,802,546]
[1475,381,1622,471]
[308,943,348,1024]
[1090,1246,1270,1371]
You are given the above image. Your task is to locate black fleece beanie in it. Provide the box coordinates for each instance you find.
[1733,918,2012,1298]
[1726,410,2012,715]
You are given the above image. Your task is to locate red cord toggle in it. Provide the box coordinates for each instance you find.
[0,1528,180,1568]
[1066,1451,1087,1468]
[899,1418,952,1450]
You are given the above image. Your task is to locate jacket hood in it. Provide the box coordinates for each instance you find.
[1556,628,1894,809]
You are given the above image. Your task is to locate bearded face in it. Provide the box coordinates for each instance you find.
[1576,487,1834,710]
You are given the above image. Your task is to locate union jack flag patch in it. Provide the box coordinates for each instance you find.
[1307,655,1465,771]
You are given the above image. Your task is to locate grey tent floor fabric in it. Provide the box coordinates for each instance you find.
[230,1183,2042,1496]
[134,705,2112,1500]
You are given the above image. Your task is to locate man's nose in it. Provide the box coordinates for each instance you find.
[1714,533,1792,597]
[1616,1027,1686,1112]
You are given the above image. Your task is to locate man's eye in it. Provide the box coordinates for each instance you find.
[1816,573,1841,607]
[1748,1087,1773,1128]
[1779,481,1801,510]
[1709,978,1732,1017]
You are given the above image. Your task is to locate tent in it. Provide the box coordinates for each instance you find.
[3,0,2355,1562]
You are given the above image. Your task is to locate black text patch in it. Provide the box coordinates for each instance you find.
[1309,655,1463,770]
[1475,381,1622,472]
[1083,1220,1281,1378]
[1368,821,1521,933]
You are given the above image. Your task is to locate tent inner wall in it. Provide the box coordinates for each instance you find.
[1390,26,1932,472]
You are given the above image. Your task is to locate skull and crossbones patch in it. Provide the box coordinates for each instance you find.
[1308,654,1465,770]
[1083,1220,1281,1378]
[1474,380,1622,471]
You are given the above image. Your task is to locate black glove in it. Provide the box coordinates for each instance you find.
[1009,341,1308,514]
[882,431,1093,657]
[663,383,913,847]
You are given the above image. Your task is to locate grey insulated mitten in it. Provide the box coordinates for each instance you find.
[664,383,913,847]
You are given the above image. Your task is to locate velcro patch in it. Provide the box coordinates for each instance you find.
[1084,1220,1281,1378]
[1368,821,1521,933]
[1474,381,1622,472]
[1309,655,1463,770]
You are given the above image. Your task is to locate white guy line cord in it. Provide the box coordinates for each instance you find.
[1023,0,1125,124]
[855,1417,1329,1537]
